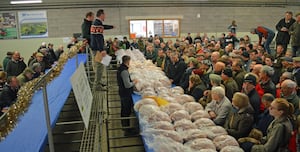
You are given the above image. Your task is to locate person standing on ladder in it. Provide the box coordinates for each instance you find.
[117,55,138,136]
[90,9,114,91]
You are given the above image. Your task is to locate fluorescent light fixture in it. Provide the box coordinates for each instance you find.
[10,0,42,4]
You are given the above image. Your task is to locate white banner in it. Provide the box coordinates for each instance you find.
[70,63,93,129]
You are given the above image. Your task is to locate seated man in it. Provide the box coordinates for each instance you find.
[0,76,19,110]
[224,92,254,139]
[205,86,232,126]
[166,52,187,85]
[17,68,34,86]
[255,93,274,136]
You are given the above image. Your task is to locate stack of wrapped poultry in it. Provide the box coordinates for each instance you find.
[119,49,243,152]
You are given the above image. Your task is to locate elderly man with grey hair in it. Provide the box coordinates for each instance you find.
[259,65,276,97]
[205,86,232,126]
[280,79,300,114]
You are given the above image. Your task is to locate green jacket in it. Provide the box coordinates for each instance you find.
[156,56,165,67]
[233,70,247,91]
[145,50,157,63]
[251,117,292,152]
[289,21,300,46]
[223,78,239,100]
[2,56,11,72]
[224,104,254,139]
[16,73,30,86]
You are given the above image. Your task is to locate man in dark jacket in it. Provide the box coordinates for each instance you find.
[117,55,137,136]
[259,65,276,97]
[185,33,193,44]
[242,74,261,123]
[0,76,19,109]
[120,36,130,50]
[280,79,300,115]
[179,57,198,91]
[167,52,187,86]
[275,11,296,52]
[255,93,274,136]
[224,32,239,48]
[289,13,300,57]
[90,9,114,91]
[6,51,26,77]
[81,12,94,44]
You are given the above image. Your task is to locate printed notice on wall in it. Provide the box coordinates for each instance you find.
[18,10,48,38]
[70,63,93,129]
[0,12,17,39]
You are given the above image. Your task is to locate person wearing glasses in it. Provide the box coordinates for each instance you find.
[251,98,294,152]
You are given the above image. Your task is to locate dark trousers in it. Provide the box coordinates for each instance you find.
[120,96,133,127]
[292,46,300,57]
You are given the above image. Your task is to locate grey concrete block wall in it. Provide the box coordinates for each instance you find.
[44,6,299,38]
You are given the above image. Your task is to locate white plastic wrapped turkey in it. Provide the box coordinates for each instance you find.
[184,138,216,151]
[134,98,157,112]
[170,110,191,122]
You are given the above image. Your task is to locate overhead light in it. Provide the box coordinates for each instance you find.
[10,0,42,4]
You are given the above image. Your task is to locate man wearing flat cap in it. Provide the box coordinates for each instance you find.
[242,74,260,122]
[29,52,49,73]
[280,56,293,73]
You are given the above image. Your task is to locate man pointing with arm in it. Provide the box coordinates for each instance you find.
[90,9,114,91]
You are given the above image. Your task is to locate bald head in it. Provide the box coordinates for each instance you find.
[211,51,220,63]
[214,61,225,73]
[252,64,263,76]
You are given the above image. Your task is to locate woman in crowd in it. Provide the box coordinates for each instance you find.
[187,74,206,101]
[224,92,254,139]
[251,98,294,152]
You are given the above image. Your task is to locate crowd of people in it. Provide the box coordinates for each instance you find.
[0,8,299,151]
[0,42,66,116]
[96,11,299,151]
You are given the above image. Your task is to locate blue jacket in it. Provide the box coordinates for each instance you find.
[255,109,274,136]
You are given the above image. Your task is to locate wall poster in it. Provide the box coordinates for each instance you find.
[18,10,48,38]
[0,12,17,39]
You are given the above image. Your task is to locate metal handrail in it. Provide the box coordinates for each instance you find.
[0,52,80,152]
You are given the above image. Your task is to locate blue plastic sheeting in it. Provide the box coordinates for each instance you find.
[132,93,154,152]
[0,54,87,152]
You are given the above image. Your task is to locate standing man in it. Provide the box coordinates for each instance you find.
[185,33,193,44]
[90,9,114,91]
[289,13,300,57]
[275,11,296,52]
[292,57,300,96]
[117,55,137,136]
[81,11,94,44]
[6,51,26,77]
[250,26,275,55]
